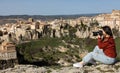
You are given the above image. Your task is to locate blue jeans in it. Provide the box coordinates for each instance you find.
[82,46,116,64]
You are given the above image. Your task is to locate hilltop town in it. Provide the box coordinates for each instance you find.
[0,10,120,43]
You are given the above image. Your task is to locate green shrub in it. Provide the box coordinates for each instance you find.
[115,37,120,60]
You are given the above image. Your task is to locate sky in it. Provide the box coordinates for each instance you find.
[0,0,120,15]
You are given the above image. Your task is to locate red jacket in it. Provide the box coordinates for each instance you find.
[98,37,117,58]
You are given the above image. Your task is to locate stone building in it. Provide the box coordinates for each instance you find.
[0,42,17,60]
[94,10,120,30]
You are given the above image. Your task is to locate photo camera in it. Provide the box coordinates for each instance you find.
[93,30,103,36]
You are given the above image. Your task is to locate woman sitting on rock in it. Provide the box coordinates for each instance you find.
[73,26,117,67]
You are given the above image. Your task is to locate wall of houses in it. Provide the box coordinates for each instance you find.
[0,42,17,60]
[95,10,120,30]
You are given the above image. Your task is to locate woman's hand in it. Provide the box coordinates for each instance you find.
[97,35,101,38]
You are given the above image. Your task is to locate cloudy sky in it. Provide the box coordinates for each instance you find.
[0,0,120,15]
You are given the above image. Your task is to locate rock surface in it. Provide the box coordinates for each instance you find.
[0,62,120,73]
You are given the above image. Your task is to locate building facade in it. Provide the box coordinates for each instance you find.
[0,42,17,60]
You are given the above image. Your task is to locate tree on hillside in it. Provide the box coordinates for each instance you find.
[79,20,88,31]
[90,20,99,27]
[112,27,120,37]
[0,31,3,36]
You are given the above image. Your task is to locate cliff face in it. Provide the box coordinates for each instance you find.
[0,20,101,44]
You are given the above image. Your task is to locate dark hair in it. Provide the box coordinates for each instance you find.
[101,26,113,36]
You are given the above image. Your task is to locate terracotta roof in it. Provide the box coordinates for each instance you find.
[2,42,15,46]
[0,50,16,53]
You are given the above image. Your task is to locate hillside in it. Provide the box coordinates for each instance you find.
[15,36,120,66]
[0,13,100,25]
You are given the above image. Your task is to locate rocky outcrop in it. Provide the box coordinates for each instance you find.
[0,62,120,73]
[0,59,18,70]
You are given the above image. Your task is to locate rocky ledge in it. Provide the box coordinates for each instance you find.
[0,62,120,73]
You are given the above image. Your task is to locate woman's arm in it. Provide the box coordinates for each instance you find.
[97,37,109,50]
